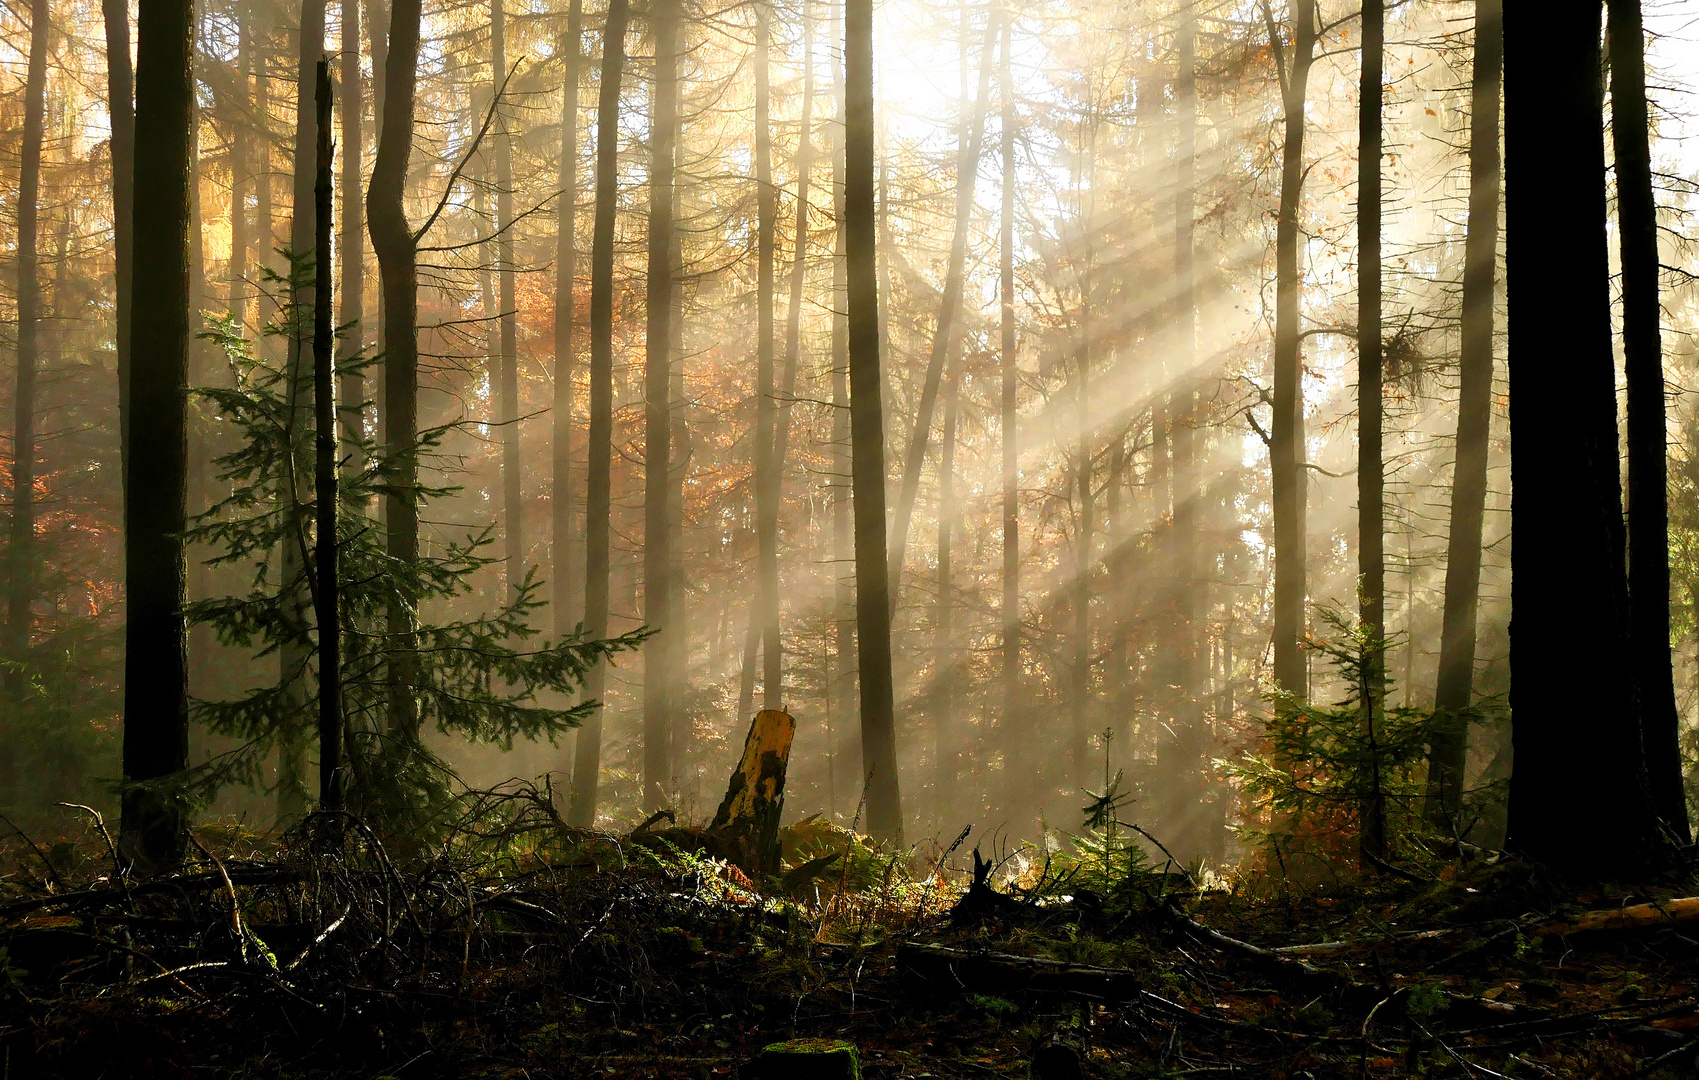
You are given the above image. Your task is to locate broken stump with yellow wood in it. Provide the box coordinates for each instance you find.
[709,709,796,876]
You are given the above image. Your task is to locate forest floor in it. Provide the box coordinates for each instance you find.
[2,807,1697,1079]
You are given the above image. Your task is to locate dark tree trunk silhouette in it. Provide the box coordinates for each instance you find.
[338,0,364,456]
[493,0,522,598]
[1610,0,1690,842]
[934,373,958,815]
[568,0,631,827]
[845,0,902,845]
[1503,0,1660,874]
[228,14,252,320]
[1356,0,1386,862]
[120,0,197,871]
[1426,0,1500,825]
[754,0,781,712]
[368,0,423,763]
[278,0,329,821]
[103,0,135,488]
[886,11,998,609]
[8,0,50,707]
[312,61,343,811]
[553,0,584,635]
[644,0,680,809]
[1268,0,1317,698]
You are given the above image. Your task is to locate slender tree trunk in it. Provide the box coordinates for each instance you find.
[830,12,857,813]
[886,11,998,609]
[667,169,690,786]
[367,0,423,769]
[568,0,631,828]
[229,13,252,321]
[104,0,136,490]
[767,0,816,711]
[312,60,342,811]
[1503,0,1660,874]
[845,0,902,845]
[8,0,50,707]
[338,0,364,459]
[753,0,782,711]
[1610,0,1690,842]
[1426,0,1500,825]
[255,32,276,315]
[120,0,197,872]
[554,0,584,635]
[1268,0,1317,698]
[492,0,522,597]
[934,373,957,817]
[1072,275,1093,792]
[643,0,680,810]
[998,7,1019,821]
[1356,0,1386,862]
[278,0,329,822]
[1156,6,1209,861]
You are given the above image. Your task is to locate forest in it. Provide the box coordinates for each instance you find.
[2,0,1699,1075]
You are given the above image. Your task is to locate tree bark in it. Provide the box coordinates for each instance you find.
[120,0,197,872]
[1356,0,1385,862]
[568,0,631,828]
[1269,0,1317,699]
[493,0,522,599]
[934,373,957,817]
[1426,0,1500,825]
[644,0,680,810]
[367,0,423,765]
[886,11,999,609]
[1610,0,1690,843]
[228,13,252,322]
[1503,0,1661,874]
[312,60,342,811]
[278,0,329,822]
[554,0,584,636]
[8,0,50,702]
[830,14,857,814]
[104,0,136,491]
[754,0,781,712]
[845,0,902,845]
[338,0,364,458]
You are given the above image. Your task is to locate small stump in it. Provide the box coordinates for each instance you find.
[744,1038,860,1079]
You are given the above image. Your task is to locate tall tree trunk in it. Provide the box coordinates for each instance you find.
[933,373,957,818]
[1156,6,1209,862]
[312,60,343,810]
[845,0,902,845]
[1071,265,1093,792]
[1503,0,1660,874]
[8,0,50,707]
[120,0,197,872]
[493,0,522,598]
[567,0,631,828]
[767,0,816,713]
[255,32,276,315]
[667,167,690,786]
[1426,0,1500,825]
[1268,0,1317,698]
[1357,0,1386,862]
[339,0,364,459]
[367,0,423,771]
[1610,0,1690,842]
[228,12,252,321]
[830,13,857,814]
[886,11,998,609]
[753,0,781,712]
[104,0,136,490]
[643,0,679,810]
[278,0,329,822]
[554,0,584,635]
[998,7,1019,822]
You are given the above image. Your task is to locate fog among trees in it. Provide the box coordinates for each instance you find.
[4,2,1699,1073]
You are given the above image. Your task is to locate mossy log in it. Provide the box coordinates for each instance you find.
[744,1038,860,1079]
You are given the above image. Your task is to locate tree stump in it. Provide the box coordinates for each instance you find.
[710,709,796,876]
[744,1038,860,1079]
